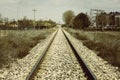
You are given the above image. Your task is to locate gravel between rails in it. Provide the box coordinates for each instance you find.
[33,28,87,80]
[0,30,57,80]
[63,29,120,80]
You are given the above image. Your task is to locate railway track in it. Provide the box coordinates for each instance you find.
[26,28,97,80]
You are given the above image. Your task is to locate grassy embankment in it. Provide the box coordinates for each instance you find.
[65,28,120,68]
[0,29,55,68]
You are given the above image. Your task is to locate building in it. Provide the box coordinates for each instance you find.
[94,12,120,28]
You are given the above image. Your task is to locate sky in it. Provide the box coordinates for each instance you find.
[0,0,120,23]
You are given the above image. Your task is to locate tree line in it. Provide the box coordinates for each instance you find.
[62,10,120,30]
[0,14,56,30]
[62,10,90,29]
[96,12,120,28]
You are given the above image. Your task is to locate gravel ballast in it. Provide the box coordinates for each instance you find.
[34,28,86,80]
[63,29,120,80]
[1,27,119,80]
[0,30,57,80]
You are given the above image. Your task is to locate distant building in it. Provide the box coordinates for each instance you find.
[94,12,120,28]
[8,24,18,27]
[115,13,120,27]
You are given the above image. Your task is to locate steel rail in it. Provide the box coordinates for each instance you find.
[26,30,58,80]
[62,29,97,80]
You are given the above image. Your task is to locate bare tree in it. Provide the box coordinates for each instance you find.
[62,10,75,27]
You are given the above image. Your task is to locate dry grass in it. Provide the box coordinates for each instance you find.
[0,29,55,68]
[66,28,120,68]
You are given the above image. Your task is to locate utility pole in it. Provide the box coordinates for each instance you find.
[32,9,37,29]
[90,9,105,27]
[90,9,105,42]
[17,6,19,28]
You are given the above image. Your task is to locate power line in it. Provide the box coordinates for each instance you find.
[90,9,105,27]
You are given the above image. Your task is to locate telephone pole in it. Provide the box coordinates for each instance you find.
[17,6,19,28]
[90,9,105,27]
[32,9,37,29]
[90,9,105,42]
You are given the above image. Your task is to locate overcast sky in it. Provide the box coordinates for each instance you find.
[0,0,120,23]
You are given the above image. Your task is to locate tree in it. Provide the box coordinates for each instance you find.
[62,10,75,27]
[96,13,107,28]
[36,19,56,29]
[73,13,91,29]
[109,12,115,27]
[0,13,3,23]
[18,16,34,29]
[116,17,120,27]
[4,17,9,26]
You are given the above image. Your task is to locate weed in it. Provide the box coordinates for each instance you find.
[0,29,53,68]
[67,28,120,68]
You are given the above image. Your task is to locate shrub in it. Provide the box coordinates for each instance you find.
[17,47,30,58]
[0,30,47,68]
[75,33,88,40]
[73,13,91,29]
[67,28,120,68]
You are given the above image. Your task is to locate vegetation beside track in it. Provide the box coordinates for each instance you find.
[65,28,120,69]
[0,28,55,68]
